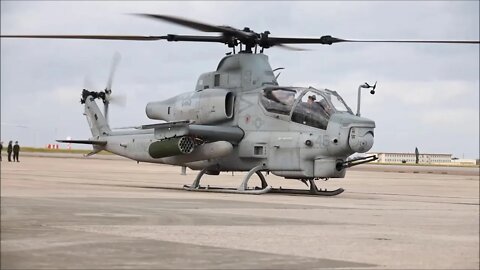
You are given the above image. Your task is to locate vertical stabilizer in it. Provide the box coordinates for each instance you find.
[84,96,111,137]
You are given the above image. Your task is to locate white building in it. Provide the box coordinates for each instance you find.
[451,158,479,166]
[368,152,452,164]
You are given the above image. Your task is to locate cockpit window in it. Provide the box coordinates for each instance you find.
[261,87,353,130]
[260,88,298,115]
[291,91,331,130]
[324,89,353,114]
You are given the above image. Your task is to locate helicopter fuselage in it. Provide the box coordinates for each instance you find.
[4,12,476,193]
[94,53,375,179]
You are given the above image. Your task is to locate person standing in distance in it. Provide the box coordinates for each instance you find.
[7,141,13,162]
[0,141,3,162]
[13,141,20,162]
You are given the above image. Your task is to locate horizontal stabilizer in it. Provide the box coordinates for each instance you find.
[56,139,107,146]
[139,120,244,142]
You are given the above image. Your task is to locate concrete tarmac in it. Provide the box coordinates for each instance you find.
[1,155,479,269]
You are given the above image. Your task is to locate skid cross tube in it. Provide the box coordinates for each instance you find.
[183,165,272,194]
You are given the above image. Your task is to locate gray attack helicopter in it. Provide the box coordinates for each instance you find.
[2,14,478,196]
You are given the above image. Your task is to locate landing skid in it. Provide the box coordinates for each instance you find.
[183,166,344,196]
[270,187,344,196]
[183,185,272,194]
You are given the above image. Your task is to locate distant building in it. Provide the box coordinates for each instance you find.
[368,152,452,164]
[451,158,478,166]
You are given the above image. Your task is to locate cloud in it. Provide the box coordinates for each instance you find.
[374,80,476,106]
[420,108,479,128]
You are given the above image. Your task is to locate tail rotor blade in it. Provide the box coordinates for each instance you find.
[104,52,121,123]
[109,94,127,107]
[83,75,95,90]
[104,101,109,124]
[106,52,121,92]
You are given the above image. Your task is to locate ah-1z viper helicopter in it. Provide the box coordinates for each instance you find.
[2,14,478,196]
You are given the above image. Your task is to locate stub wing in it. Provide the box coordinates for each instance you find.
[140,120,192,130]
[140,121,244,142]
[141,121,242,163]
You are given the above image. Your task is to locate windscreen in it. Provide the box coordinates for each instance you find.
[261,87,353,130]
[323,90,353,114]
[291,91,331,130]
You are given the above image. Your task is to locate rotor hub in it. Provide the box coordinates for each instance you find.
[81,89,108,104]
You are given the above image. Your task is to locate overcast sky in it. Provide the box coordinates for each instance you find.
[1,1,479,158]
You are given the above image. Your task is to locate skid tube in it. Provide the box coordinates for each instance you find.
[183,166,344,196]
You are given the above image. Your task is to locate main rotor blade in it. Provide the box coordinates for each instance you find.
[135,13,239,34]
[342,39,480,44]
[164,34,226,43]
[274,44,310,51]
[0,35,166,41]
[0,34,228,44]
[267,35,480,45]
[135,13,256,41]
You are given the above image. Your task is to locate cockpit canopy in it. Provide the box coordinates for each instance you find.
[260,87,353,129]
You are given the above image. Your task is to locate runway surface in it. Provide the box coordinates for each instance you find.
[1,155,479,269]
